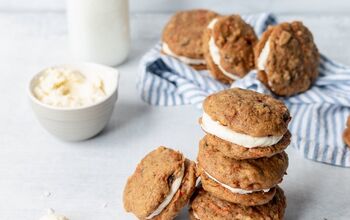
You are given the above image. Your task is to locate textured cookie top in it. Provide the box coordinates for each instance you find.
[162,9,218,59]
[203,88,291,137]
[198,141,288,190]
[255,21,320,96]
[211,15,257,77]
[190,187,286,220]
[123,146,185,218]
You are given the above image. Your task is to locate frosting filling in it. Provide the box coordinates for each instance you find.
[162,43,206,65]
[207,18,241,81]
[205,170,270,195]
[257,38,275,87]
[146,163,185,219]
[201,112,283,148]
[257,38,270,71]
[193,211,200,219]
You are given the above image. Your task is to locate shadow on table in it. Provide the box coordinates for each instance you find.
[97,100,152,139]
[284,184,313,220]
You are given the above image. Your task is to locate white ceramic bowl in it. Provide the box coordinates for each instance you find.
[28,63,119,141]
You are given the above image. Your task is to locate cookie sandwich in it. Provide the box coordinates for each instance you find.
[123,146,197,219]
[162,9,218,70]
[203,15,258,84]
[189,186,286,220]
[200,88,291,159]
[255,21,320,96]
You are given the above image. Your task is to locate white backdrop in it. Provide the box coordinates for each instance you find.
[1,0,350,219]
[0,0,350,13]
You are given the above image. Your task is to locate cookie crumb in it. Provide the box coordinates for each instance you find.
[47,208,55,214]
[278,31,291,46]
[42,191,52,198]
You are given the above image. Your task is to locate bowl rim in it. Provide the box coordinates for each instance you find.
[28,62,120,111]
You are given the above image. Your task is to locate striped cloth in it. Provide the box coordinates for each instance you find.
[137,13,350,167]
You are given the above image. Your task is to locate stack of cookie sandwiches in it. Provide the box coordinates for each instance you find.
[162,11,257,84]
[191,88,291,219]
[162,10,320,96]
[123,147,197,219]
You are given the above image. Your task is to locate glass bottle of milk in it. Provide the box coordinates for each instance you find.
[67,0,130,66]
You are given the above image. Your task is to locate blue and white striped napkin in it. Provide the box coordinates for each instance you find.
[137,13,350,167]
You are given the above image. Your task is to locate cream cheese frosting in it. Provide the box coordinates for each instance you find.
[200,112,283,148]
[205,170,270,195]
[33,67,106,108]
[146,163,185,219]
[257,39,275,88]
[207,18,241,81]
[193,211,200,219]
[162,43,206,65]
[257,39,270,71]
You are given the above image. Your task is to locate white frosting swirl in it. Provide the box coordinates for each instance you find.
[200,112,283,148]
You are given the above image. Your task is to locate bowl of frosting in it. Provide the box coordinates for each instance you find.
[28,63,119,141]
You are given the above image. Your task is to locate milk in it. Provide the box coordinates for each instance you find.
[67,0,130,66]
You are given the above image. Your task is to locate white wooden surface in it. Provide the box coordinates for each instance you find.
[2,0,350,14]
[0,9,350,220]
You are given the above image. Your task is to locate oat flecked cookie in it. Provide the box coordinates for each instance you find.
[123,146,197,219]
[255,21,320,96]
[343,116,350,148]
[203,88,291,137]
[197,141,288,205]
[203,15,258,84]
[189,186,286,220]
[162,9,218,70]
